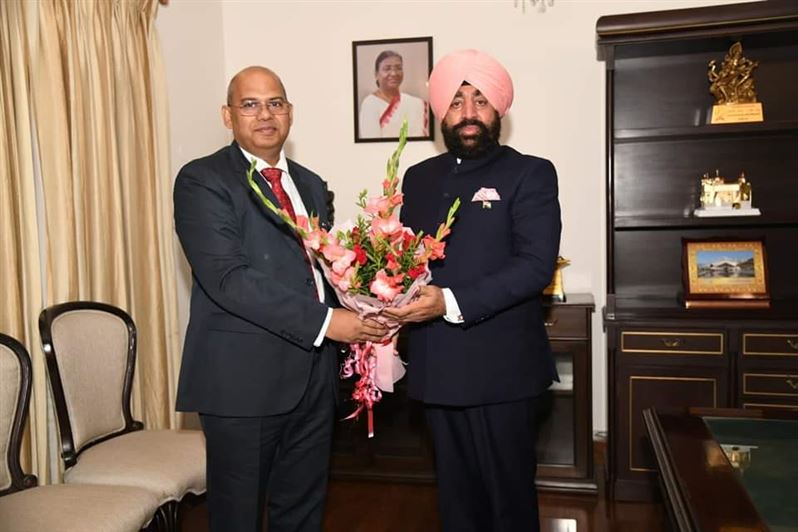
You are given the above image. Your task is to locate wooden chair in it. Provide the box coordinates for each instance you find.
[0,332,162,532]
[38,302,206,531]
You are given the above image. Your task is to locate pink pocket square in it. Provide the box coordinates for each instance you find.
[472,187,501,202]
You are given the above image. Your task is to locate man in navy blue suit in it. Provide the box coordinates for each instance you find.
[174,66,387,532]
[385,50,561,532]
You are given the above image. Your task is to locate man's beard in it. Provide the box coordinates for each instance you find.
[442,117,501,159]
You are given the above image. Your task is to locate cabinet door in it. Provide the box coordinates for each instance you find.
[613,362,728,500]
[537,340,592,488]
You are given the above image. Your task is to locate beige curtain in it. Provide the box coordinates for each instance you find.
[0,0,45,479]
[1,0,180,483]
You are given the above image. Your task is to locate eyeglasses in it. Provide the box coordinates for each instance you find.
[229,99,292,116]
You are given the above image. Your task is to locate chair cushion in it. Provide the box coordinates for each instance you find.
[64,429,206,503]
[0,483,159,532]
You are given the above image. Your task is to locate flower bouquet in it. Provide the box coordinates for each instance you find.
[246,122,460,436]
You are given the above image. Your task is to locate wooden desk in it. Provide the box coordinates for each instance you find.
[643,407,798,531]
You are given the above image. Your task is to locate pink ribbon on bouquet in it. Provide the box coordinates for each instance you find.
[339,341,399,438]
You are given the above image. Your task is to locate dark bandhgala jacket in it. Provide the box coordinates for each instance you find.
[173,142,337,417]
[400,145,561,406]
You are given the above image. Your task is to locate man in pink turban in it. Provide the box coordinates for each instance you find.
[386,49,561,532]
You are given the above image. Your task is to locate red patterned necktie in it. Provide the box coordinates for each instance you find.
[261,167,297,224]
[261,166,318,292]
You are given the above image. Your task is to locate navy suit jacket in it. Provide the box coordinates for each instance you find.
[400,145,561,406]
[173,142,337,417]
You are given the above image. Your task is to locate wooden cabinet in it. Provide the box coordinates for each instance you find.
[330,294,596,493]
[537,294,596,492]
[740,327,798,413]
[597,2,798,501]
[606,317,731,501]
[605,314,798,501]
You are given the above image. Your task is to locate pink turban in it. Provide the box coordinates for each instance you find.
[428,49,514,121]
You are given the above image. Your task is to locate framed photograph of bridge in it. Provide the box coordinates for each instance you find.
[682,238,770,308]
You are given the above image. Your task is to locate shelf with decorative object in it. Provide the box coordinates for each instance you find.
[614,120,798,141]
[613,215,798,230]
[597,1,798,502]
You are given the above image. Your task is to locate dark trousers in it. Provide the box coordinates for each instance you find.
[199,355,335,532]
[425,394,546,532]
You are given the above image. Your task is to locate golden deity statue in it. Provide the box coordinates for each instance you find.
[708,42,759,104]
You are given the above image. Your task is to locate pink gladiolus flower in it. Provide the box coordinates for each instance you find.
[369,270,403,302]
[332,265,357,292]
[389,192,404,207]
[326,234,340,248]
[422,235,446,260]
[389,228,408,246]
[371,215,403,239]
[364,196,392,216]
[303,229,325,251]
[332,249,357,275]
[295,215,310,231]
[321,243,348,263]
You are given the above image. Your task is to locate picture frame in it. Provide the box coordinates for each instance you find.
[682,238,770,308]
[352,36,433,143]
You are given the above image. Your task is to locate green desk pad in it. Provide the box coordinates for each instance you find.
[704,417,798,532]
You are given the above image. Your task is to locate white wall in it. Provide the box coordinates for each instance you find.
[157,1,228,334]
[159,0,753,433]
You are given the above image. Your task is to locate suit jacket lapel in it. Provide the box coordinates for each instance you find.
[288,160,320,220]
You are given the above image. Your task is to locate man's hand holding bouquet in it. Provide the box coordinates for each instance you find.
[246,122,460,436]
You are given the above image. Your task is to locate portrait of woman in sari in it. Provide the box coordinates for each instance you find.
[358,50,429,139]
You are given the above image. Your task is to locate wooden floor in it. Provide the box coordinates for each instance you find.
[324,480,665,532]
[182,437,667,531]
[182,478,666,531]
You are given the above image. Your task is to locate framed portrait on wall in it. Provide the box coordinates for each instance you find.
[682,238,770,308]
[352,36,433,143]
